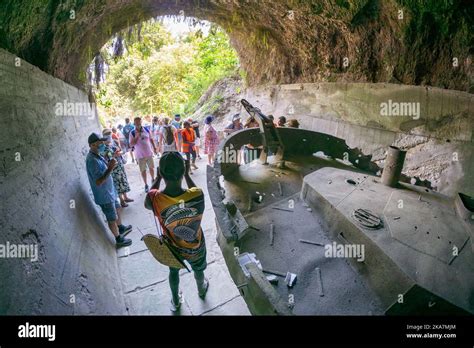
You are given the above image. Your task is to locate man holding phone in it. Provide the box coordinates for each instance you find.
[129,117,157,192]
[86,132,133,248]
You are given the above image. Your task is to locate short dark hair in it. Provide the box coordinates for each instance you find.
[159,152,185,181]
[134,117,141,122]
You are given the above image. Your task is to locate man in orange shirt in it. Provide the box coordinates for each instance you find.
[181,121,198,173]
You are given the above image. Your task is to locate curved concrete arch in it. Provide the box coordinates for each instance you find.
[1,0,472,91]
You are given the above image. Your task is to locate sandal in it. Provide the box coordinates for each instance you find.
[120,202,129,207]
[124,198,134,202]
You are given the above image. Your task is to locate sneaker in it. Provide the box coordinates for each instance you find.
[170,292,183,312]
[118,224,132,236]
[116,235,132,248]
[145,184,149,193]
[198,278,209,299]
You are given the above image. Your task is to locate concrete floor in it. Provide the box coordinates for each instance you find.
[115,154,250,316]
[223,158,383,315]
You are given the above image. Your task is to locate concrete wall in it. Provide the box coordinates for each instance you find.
[244,83,474,197]
[0,49,126,314]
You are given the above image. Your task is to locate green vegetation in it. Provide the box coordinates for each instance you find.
[95,19,239,120]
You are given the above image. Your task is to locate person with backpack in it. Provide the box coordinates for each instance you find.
[122,118,135,163]
[151,116,161,157]
[129,117,157,192]
[182,121,198,174]
[189,118,202,160]
[159,117,179,154]
[171,114,183,152]
[144,152,209,312]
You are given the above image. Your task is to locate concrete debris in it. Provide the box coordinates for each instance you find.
[266,275,279,284]
[278,182,283,196]
[238,252,262,278]
[307,208,312,212]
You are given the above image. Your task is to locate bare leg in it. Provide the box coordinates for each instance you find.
[116,206,123,226]
[169,268,180,305]
[149,164,155,181]
[141,170,148,186]
[107,221,119,237]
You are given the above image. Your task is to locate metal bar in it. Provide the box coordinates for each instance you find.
[315,267,324,297]
[270,224,275,246]
[272,207,293,212]
[299,239,324,246]
[262,269,287,277]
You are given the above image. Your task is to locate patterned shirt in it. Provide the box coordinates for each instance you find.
[148,187,205,261]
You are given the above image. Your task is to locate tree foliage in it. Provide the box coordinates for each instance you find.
[95,20,239,121]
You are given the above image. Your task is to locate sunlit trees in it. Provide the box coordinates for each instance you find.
[95,20,239,121]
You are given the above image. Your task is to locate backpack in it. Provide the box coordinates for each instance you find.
[122,124,133,139]
[163,126,174,145]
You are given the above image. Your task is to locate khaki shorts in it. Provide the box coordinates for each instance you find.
[137,156,154,172]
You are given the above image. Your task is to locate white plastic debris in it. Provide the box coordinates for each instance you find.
[237,252,263,278]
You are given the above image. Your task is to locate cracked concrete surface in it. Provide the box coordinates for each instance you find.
[116,154,250,316]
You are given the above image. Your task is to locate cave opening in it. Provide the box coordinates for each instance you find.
[0,0,473,322]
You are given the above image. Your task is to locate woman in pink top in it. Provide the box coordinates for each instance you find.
[129,117,157,192]
[203,116,219,166]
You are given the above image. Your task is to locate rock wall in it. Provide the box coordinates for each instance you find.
[0,49,126,314]
[241,82,473,197]
[0,0,472,91]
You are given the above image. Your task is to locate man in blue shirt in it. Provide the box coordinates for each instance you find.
[122,118,135,163]
[86,133,133,248]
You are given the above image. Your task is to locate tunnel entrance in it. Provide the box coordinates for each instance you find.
[1,0,473,320]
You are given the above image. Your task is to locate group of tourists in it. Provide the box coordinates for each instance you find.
[84,110,299,312]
